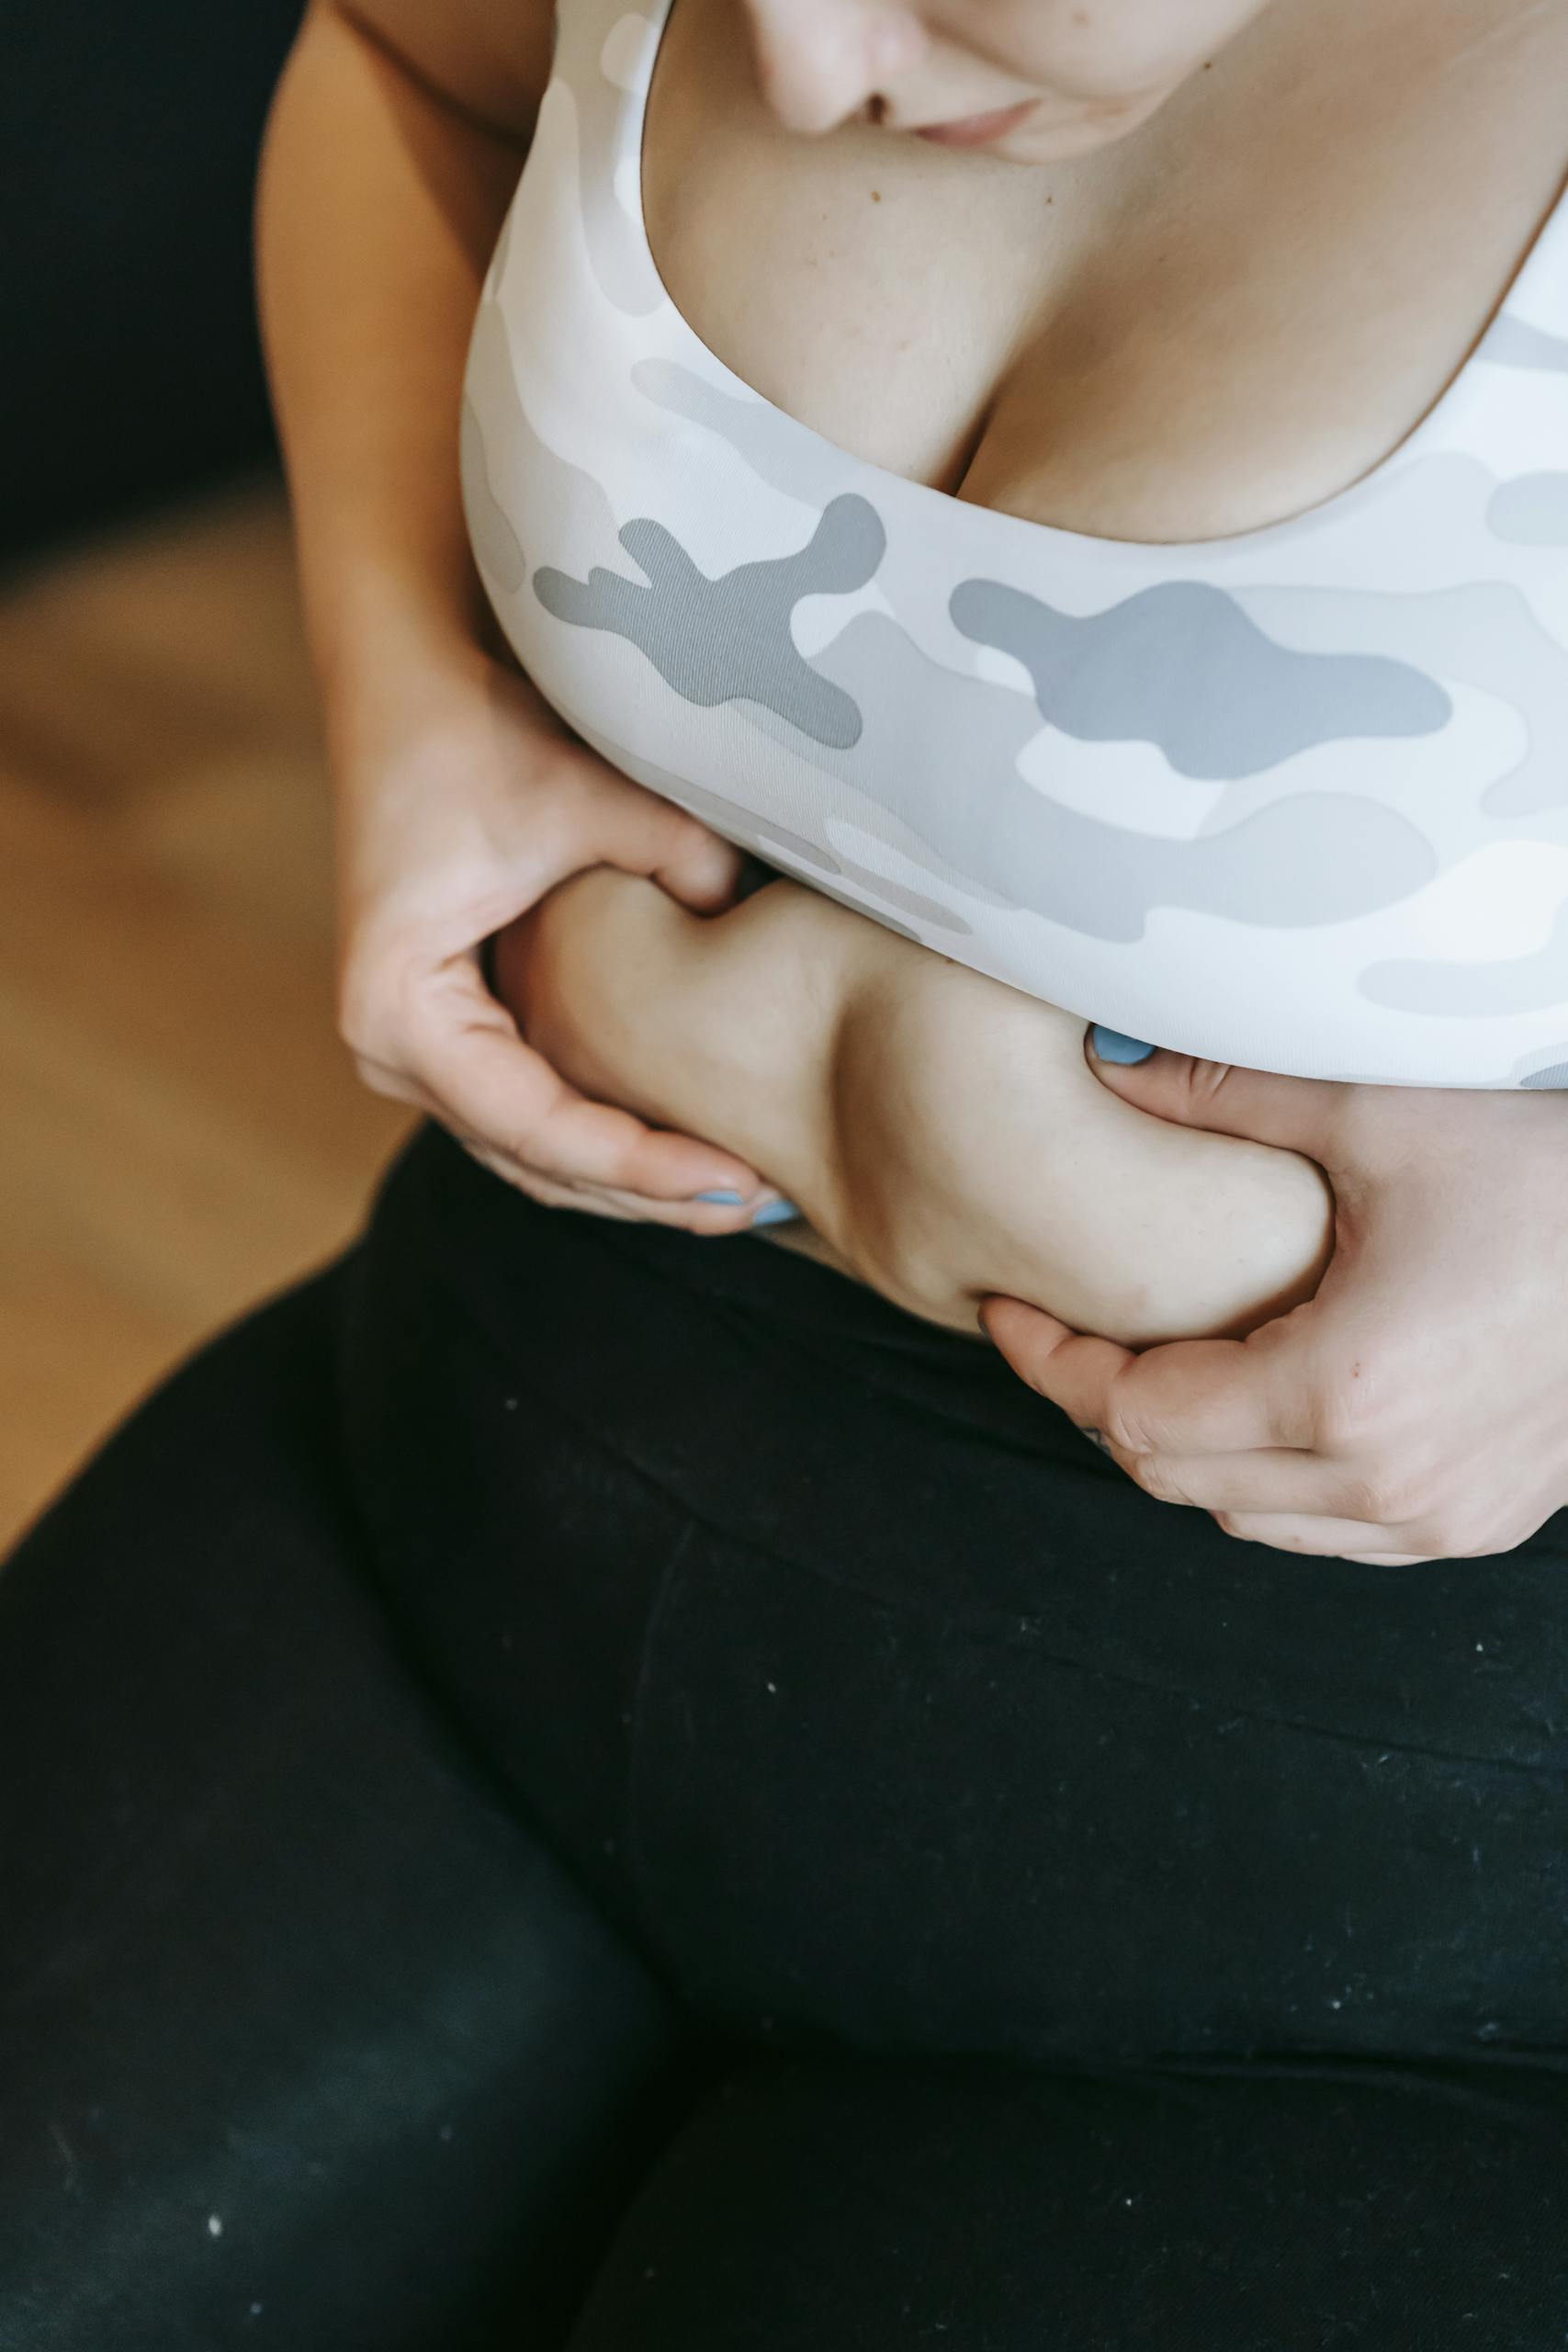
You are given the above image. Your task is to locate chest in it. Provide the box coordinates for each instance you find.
[467,0,1568,1092]
[643,0,1568,542]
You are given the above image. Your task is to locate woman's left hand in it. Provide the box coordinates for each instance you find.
[982,1048,1568,1563]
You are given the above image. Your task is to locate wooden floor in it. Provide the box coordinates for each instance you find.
[0,480,412,1549]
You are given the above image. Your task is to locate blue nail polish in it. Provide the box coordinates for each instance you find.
[750,1198,802,1228]
[1090,1025,1156,1066]
[695,1189,748,1205]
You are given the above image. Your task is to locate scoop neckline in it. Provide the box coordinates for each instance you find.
[629,0,1568,562]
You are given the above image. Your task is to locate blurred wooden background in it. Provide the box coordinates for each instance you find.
[0,481,412,1549]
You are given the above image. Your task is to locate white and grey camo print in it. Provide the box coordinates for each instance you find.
[461,0,1568,1088]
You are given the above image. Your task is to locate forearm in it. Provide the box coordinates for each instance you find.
[255,1,535,755]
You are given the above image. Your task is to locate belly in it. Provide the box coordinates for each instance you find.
[498,866,1332,1347]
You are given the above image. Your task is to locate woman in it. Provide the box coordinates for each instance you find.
[4,1,1568,2344]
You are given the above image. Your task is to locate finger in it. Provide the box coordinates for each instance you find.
[577,771,745,913]
[559,1175,791,1232]
[381,963,783,1227]
[410,990,770,1205]
[350,1048,435,1114]
[524,1086,773,1207]
[457,1131,797,1233]
[457,1139,640,1219]
[1214,1512,1431,1564]
[981,1298,1317,1455]
[650,816,747,914]
[1084,1032,1348,1166]
[980,1301,1135,1437]
[1131,1450,1372,1520]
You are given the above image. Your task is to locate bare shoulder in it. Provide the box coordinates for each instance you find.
[328,0,556,138]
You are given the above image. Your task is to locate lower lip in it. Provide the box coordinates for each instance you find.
[914,99,1038,149]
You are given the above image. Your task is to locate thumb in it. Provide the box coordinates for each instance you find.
[578,764,745,915]
[1085,1025,1348,1160]
[646,804,746,915]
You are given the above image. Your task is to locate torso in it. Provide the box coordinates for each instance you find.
[462,0,1568,1089]
[645,0,1568,545]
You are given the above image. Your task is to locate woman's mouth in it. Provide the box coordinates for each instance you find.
[913,98,1039,149]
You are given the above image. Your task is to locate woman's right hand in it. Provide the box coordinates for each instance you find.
[332,640,782,1229]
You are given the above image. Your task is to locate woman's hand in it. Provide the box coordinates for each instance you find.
[333,644,780,1228]
[984,1046,1568,1563]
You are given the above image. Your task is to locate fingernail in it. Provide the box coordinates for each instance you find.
[750,1198,802,1228]
[694,1189,748,1205]
[1089,1025,1156,1066]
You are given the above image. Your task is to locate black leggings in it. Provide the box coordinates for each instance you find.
[5,1126,1568,2350]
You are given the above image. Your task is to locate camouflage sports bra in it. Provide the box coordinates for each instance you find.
[461,0,1568,1087]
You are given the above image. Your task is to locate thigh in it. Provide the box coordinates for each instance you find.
[569,2052,1568,2349]
[347,1134,1568,2072]
[0,1267,692,2352]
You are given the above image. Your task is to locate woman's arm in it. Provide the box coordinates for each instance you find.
[257,0,545,729]
[496,868,1333,1346]
[254,2,775,1226]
